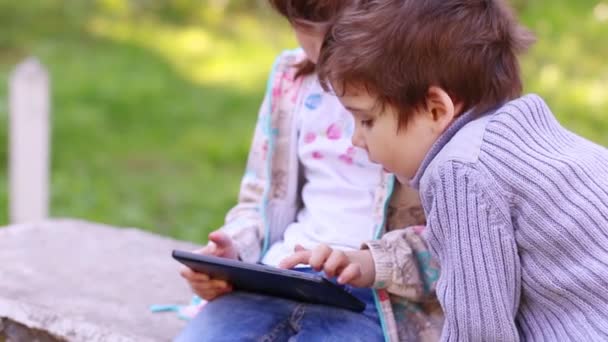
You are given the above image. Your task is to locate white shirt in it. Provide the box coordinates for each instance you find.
[263,78,382,266]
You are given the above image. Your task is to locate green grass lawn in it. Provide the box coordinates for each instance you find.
[0,0,606,244]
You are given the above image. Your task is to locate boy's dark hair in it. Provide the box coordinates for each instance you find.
[318,0,536,126]
[268,0,355,78]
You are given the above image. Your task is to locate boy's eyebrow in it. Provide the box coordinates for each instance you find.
[344,105,364,112]
[345,106,372,114]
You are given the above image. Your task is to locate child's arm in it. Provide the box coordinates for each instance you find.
[180,93,273,298]
[217,50,299,263]
[278,226,438,303]
[362,225,440,302]
[429,162,520,341]
[214,87,271,263]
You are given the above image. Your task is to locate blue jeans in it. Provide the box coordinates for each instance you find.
[175,269,384,342]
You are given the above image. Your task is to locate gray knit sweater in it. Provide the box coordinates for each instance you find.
[411,94,608,341]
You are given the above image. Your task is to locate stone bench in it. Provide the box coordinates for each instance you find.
[0,219,198,341]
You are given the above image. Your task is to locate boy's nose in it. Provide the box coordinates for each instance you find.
[351,130,366,150]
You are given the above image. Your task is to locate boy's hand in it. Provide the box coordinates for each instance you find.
[179,231,238,301]
[279,244,376,288]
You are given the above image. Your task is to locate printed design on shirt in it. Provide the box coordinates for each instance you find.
[305,93,322,110]
[338,146,369,168]
[302,94,370,167]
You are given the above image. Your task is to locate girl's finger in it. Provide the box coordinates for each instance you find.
[198,285,233,301]
[180,267,210,282]
[192,279,230,292]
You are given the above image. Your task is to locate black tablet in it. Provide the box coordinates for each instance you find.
[172,250,365,312]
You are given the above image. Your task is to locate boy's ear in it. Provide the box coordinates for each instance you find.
[425,86,459,129]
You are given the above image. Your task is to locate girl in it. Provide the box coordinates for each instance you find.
[176,1,441,341]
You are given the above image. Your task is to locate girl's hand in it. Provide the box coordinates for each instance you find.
[279,244,376,288]
[179,231,238,300]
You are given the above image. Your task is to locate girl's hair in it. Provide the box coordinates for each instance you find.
[268,0,354,78]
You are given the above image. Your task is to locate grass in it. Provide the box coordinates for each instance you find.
[520,0,608,144]
[0,0,606,244]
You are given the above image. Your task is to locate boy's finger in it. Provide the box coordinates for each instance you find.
[294,244,307,252]
[309,244,332,271]
[278,250,312,269]
[338,263,362,285]
[323,250,349,278]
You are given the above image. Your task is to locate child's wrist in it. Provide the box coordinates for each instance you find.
[361,240,392,289]
[346,249,376,287]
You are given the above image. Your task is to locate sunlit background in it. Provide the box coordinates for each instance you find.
[0,0,606,243]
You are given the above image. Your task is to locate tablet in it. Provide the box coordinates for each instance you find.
[172,250,365,312]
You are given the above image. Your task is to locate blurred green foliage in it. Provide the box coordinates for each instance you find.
[0,0,606,243]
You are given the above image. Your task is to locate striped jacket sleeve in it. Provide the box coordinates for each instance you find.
[428,161,520,341]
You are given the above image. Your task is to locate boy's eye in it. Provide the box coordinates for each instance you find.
[361,119,374,128]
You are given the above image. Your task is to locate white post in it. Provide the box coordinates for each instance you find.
[9,57,50,223]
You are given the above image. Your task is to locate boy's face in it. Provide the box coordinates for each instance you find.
[336,85,455,183]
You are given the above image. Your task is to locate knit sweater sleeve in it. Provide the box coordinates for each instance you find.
[425,161,521,341]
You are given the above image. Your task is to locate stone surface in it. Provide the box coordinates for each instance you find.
[0,219,199,341]
[1,317,65,342]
